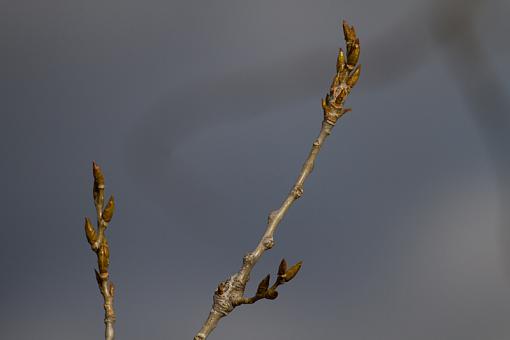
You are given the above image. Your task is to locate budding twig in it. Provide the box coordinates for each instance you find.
[84,162,116,340]
[193,20,362,340]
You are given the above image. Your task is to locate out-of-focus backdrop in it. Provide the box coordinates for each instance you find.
[1,0,509,339]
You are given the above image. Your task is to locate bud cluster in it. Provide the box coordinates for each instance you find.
[84,162,116,275]
[250,259,303,303]
[322,21,362,125]
[83,161,117,338]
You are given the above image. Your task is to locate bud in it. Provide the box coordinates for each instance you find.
[347,39,360,68]
[92,162,105,187]
[336,48,345,73]
[338,67,350,84]
[93,162,105,206]
[283,261,302,282]
[347,65,361,88]
[331,72,341,90]
[216,282,227,295]
[256,274,270,297]
[102,196,115,223]
[84,217,97,245]
[98,242,110,274]
[342,20,356,43]
[335,89,348,106]
[322,98,328,110]
[266,289,278,300]
[278,258,287,277]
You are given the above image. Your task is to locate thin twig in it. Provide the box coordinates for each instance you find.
[84,162,116,340]
[193,20,361,340]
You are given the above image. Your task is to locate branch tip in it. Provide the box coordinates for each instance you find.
[323,20,361,125]
[92,162,104,187]
[84,163,116,340]
[194,19,360,340]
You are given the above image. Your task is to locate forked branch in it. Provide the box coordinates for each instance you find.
[193,20,362,340]
[84,162,116,340]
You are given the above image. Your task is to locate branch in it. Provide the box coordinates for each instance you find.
[193,20,361,340]
[84,162,116,340]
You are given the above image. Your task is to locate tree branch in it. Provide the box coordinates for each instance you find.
[84,162,116,340]
[193,20,361,340]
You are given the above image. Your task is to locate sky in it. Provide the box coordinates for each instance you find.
[1,0,510,339]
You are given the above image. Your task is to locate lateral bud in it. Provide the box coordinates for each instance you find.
[84,217,97,245]
[102,196,115,223]
[97,242,110,274]
[256,274,270,297]
[336,48,345,73]
[347,65,361,88]
[266,289,278,300]
[334,89,348,106]
[331,72,341,89]
[282,261,303,282]
[278,258,288,277]
[347,39,360,68]
[322,98,328,111]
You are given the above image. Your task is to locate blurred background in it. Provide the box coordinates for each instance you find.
[1,0,510,339]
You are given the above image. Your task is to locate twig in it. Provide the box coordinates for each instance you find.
[193,20,361,340]
[84,162,116,340]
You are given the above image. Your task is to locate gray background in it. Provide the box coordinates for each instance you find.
[1,0,510,339]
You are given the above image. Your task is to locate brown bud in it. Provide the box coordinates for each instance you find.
[92,162,105,187]
[283,261,302,282]
[336,48,346,73]
[347,65,361,88]
[266,289,278,300]
[216,282,226,295]
[342,20,356,43]
[93,162,105,206]
[256,274,270,297]
[338,67,350,84]
[331,72,342,89]
[278,258,288,277]
[102,196,115,223]
[84,217,97,245]
[335,89,348,106]
[109,282,115,296]
[347,39,360,68]
[97,242,110,274]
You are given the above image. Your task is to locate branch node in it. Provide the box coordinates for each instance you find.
[262,237,275,249]
[292,186,304,199]
[243,252,254,265]
[216,281,227,295]
[268,210,277,223]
